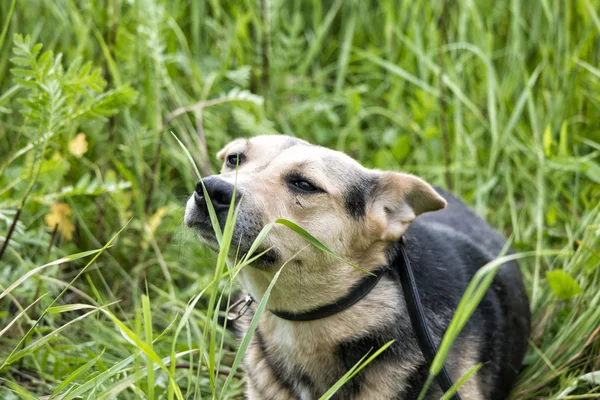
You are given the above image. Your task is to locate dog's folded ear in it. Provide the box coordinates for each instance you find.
[368,172,447,241]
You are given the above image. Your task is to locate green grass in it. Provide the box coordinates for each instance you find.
[1,0,600,399]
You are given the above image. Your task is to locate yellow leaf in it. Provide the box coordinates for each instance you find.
[142,207,168,249]
[44,203,75,241]
[68,133,88,158]
[148,207,168,234]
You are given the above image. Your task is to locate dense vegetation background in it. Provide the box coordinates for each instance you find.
[1,0,599,398]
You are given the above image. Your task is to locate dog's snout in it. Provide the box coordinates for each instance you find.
[196,177,238,210]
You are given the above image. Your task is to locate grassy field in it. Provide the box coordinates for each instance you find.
[1,0,600,398]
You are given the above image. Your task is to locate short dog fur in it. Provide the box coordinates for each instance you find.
[184,135,531,400]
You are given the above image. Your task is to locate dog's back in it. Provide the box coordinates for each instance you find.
[405,189,530,399]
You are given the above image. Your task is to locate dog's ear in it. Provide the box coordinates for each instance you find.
[367,172,447,241]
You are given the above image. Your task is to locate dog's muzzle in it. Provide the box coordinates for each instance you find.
[185,177,240,230]
[185,176,279,267]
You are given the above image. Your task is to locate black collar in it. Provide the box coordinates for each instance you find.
[269,267,388,321]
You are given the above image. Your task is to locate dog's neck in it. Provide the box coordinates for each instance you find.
[239,259,381,313]
[243,268,406,397]
[240,240,397,314]
[238,245,410,397]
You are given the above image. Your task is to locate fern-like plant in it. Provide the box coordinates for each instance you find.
[9,34,137,139]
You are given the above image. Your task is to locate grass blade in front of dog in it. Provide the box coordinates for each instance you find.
[241,222,274,264]
[171,130,223,243]
[205,185,241,394]
[318,340,395,400]
[439,363,483,400]
[275,218,373,275]
[219,247,308,397]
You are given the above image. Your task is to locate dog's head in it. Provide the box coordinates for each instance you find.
[185,135,446,307]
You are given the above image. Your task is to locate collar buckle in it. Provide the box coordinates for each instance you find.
[227,295,254,322]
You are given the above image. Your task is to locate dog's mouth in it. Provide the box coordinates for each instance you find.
[185,200,280,268]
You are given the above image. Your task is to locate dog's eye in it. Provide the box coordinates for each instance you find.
[226,153,245,168]
[289,179,319,193]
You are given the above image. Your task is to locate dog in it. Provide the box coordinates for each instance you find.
[184,135,531,400]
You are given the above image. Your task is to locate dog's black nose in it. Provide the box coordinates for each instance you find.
[195,177,238,211]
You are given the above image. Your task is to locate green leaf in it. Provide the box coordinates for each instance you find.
[171,130,223,243]
[439,363,483,400]
[242,222,275,264]
[0,294,47,338]
[543,124,554,157]
[546,270,582,300]
[6,307,105,364]
[0,247,107,302]
[47,304,98,313]
[546,205,558,227]
[584,161,600,184]
[142,294,155,400]
[100,309,184,400]
[558,121,569,156]
[50,349,106,398]
[429,250,563,379]
[374,149,391,168]
[275,218,373,275]
[220,260,288,396]
[2,379,37,400]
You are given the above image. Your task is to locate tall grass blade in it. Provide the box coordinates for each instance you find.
[142,293,155,400]
[275,218,373,275]
[439,363,483,400]
[0,294,46,338]
[50,348,106,398]
[99,308,184,400]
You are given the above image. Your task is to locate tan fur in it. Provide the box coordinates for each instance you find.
[448,339,483,399]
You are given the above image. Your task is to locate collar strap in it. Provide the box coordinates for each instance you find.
[395,241,461,400]
[269,267,388,321]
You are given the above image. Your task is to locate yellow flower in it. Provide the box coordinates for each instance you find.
[44,203,75,241]
[68,133,88,158]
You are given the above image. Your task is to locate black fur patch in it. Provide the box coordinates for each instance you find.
[343,178,375,219]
